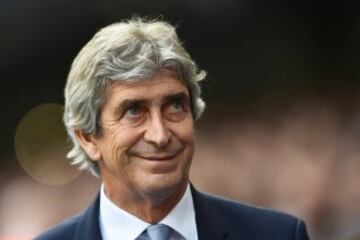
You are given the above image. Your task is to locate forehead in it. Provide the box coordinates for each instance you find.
[105,71,189,104]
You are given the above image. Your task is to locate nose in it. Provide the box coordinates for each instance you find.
[144,112,171,148]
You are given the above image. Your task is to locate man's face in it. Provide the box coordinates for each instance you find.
[90,71,194,198]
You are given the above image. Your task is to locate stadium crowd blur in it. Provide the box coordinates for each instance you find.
[1,0,360,240]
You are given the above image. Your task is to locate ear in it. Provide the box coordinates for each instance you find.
[74,129,102,161]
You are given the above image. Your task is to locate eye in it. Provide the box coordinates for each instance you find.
[164,97,188,121]
[121,103,146,125]
[126,104,142,116]
[168,98,184,113]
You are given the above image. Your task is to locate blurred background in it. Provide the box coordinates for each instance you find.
[1,0,360,239]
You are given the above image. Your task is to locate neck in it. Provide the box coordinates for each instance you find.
[103,180,188,223]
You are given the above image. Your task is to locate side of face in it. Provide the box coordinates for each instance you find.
[76,70,194,200]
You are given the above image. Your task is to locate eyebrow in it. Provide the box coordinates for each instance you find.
[112,91,189,117]
[163,92,190,104]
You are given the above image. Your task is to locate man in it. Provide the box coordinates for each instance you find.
[36,18,310,240]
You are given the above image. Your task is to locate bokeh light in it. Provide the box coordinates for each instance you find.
[14,103,81,185]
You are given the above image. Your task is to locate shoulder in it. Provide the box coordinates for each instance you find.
[34,193,101,240]
[194,190,310,239]
[34,213,82,240]
[201,191,296,222]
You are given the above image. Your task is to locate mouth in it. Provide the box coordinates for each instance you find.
[134,153,178,161]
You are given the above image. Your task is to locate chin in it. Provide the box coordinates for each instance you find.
[141,171,188,197]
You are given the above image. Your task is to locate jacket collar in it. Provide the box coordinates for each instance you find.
[191,184,229,240]
[73,193,102,240]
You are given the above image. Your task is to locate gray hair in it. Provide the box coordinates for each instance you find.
[63,17,206,177]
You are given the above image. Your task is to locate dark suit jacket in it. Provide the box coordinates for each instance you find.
[35,186,310,240]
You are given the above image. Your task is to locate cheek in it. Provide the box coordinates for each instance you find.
[100,126,144,160]
[172,118,194,144]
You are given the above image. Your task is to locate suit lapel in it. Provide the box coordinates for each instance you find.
[191,185,229,240]
[73,193,102,240]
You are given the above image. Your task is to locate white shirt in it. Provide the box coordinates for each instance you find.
[99,183,198,240]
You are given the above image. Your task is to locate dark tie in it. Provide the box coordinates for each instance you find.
[146,224,171,240]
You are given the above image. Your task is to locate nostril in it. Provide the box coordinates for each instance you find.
[144,125,171,147]
[151,130,171,148]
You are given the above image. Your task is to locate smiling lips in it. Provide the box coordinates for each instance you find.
[135,153,178,161]
[129,136,185,161]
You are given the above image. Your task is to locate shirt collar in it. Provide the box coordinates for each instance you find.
[99,183,197,240]
[159,184,197,240]
[99,184,149,240]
